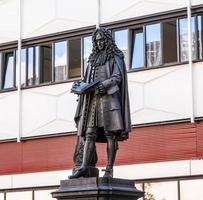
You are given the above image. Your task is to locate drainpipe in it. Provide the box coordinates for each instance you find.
[17,0,22,142]
[187,0,195,123]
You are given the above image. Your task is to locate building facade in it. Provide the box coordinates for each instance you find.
[0,0,203,199]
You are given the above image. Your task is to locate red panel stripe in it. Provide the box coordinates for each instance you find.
[1,121,203,176]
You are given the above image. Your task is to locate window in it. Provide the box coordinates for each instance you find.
[114,29,128,66]
[40,44,52,83]
[179,17,196,62]
[146,23,161,67]
[28,47,34,86]
[83,36,92,74]
[163,20,178,63]
[35,46,40,85]
[2,52,15,89]
[198,15,203,59]
[68,38,81,79]
[54,41,68,82]
[131,28,144,69]
[21,49,26,87]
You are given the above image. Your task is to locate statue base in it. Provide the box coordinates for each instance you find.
[52,177,144,200]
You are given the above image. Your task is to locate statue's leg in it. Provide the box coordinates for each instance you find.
[103,135,119,178]
[69,133,96,179]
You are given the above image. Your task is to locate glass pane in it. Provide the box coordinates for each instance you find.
[3,53,14,89]
[179,17,196,62]
[180,179,203,200]
[34,189,56,200]
[131,29,144,68]
[41,44,52,83]
[6,191,32,200]
[35,46,40,84]
[21,49,26,87]
[198,16,203,59]
[146,23,161,67]
[144,181,178,200]
[54,41,68,82]
[163,20,178,63]
[28,47,34,86]
[68,38,81,79]
[115,29,128,66]
[83,36,92,74]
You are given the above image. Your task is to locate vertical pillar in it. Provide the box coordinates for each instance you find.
[187,0,194,123]
[96,0,101,28]
[17,0,23,142]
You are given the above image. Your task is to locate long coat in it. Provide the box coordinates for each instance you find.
[74,55,131,142]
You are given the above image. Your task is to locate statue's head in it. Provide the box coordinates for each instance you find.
[92,27,111,52]
[89,27,124,62]
[95,32,105,51]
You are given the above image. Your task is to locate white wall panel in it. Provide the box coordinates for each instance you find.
[0,0,19,44]
[0,64,198,139]
[0,92,18,140]
[22,83,77,137]
[128,65,190,125]
[1,159,203,189]
[192,0,203,6]
[22,0,97,39]
[100,0,188,24]
[6,191,32,200]
[191,160,203,175]
[193,62,203,117]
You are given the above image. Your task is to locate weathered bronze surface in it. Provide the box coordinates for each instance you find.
[69,27,131,179]
[52,177,144,200]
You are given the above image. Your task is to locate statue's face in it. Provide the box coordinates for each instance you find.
[96,33,105,51]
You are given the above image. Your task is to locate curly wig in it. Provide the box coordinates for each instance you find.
[88,27,124,64]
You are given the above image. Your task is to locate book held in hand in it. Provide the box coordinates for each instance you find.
[71,80,100,95]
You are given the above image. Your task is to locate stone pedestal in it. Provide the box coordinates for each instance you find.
[52,177,144,200]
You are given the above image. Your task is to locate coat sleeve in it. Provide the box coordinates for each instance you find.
[101,60,122,95]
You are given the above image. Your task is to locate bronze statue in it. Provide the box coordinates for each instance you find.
[69,27,131,179]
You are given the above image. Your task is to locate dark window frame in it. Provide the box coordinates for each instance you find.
[2,10,203,90]
[1,51,16,90]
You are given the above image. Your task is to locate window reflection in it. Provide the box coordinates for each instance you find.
[131,29,144,69]
[144,181,178,200]
[3,52,14,89]
[180,179,203,200]
[35,46,40,85]
[28,47,34,86]
[198,16,203,59]
[54,41,68,82]
[114,29,128,66]
[179,17,196,61]
[146,23,161,67]
[83,36,92,74]
[68,38,81,79]
[21,49,26,87]
[40,44,52,83]
[163,20,177,63]
[15,49,26,87]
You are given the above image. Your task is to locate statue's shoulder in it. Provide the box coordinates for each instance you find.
[114,54,125,71]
